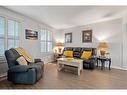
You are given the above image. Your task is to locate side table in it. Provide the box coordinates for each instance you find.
[97,56,111,70]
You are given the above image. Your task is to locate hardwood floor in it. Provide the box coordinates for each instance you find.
[0,63,127,89]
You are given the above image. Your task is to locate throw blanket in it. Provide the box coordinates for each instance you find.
[15,47,34,63]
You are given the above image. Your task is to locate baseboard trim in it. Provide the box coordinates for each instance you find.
[0,73,7,78]
[0,73,7,81]
[111,66,127,70]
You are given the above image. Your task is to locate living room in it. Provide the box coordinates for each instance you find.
[1,4,127,91]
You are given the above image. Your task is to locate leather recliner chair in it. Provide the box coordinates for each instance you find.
[5,48,44,84]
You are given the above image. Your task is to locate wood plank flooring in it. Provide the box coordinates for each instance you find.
[0,63,127,89]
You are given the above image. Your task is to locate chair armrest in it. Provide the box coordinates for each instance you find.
[9,65,33,73]
[35,61,44,67]
[34,59,42,63]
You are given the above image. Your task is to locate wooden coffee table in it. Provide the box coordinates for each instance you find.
[57,58,83,75]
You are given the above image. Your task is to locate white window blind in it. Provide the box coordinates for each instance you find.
[0,17,5,56]
[0,16,21,56]
[7,19,20,49]
[41,29,53,53]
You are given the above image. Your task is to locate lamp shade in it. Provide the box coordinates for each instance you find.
[56,42,64,47]
[98,42,108,49]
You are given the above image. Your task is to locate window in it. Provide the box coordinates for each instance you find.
[0,16,21,56]
[0,17,5,56]
[7,20,20,49]
[41,29,52,53]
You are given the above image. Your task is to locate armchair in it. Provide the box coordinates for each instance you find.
[5,48,44,84]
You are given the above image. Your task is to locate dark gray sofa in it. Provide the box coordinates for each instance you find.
[5,48,44,84]
[63,47,97,70]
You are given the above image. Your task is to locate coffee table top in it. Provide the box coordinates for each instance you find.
[57,58,83,63]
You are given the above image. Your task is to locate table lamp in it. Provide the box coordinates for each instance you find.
[55,42,64,54]
[98,42,108,57]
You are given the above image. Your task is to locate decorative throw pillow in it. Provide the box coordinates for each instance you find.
[64,51,73,58]
[16,56,28,65]
[81,51,92,59]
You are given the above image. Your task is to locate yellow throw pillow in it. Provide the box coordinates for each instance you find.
[64,51,73,58]
[81,51,92,59]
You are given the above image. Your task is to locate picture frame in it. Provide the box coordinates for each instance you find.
[82,30,92,43]
[25,29,38,40]
[65,33,72,43]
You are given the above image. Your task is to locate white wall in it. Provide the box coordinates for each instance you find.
[122,14,127,70]
[54,19,123,69]
[0,7,56,63]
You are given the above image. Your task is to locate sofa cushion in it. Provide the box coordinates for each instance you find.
[73,48,82,58]
[81,51,92,59]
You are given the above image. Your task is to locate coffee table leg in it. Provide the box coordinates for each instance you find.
[57,63,62,71]
[78,68,80,76]
[57,63,60,71]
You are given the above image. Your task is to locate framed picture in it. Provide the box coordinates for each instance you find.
[65,33,72,43]
[25,29,38,40]
[82,30,92,43]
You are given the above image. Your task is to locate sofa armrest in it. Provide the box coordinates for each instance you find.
[9,65,33,73]
[82,56,95,62]
[34,59,42,63]
[90,56,97,60]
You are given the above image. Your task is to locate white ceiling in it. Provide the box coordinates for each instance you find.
[5,6,127,29]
